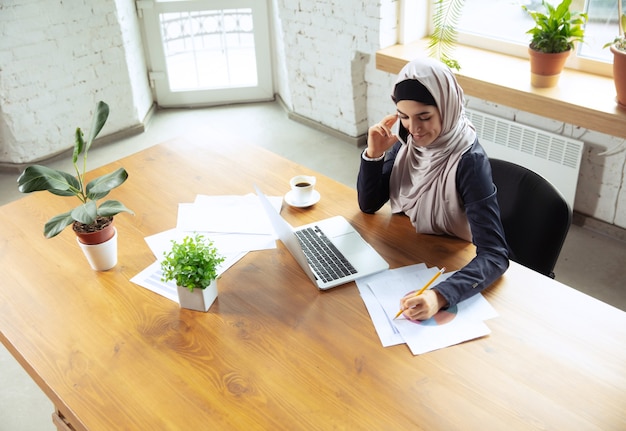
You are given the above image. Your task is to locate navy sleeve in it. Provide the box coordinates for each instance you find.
[357,142,401,213]
[433,141,510,306]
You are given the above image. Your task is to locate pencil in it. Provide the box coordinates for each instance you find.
[393,267,446,319]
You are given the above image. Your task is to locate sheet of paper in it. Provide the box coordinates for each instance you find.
[144,228,275,262]
[356,264,498,355]
[176,194,282,234]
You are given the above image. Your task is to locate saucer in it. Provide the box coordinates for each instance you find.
[284,189,320,208]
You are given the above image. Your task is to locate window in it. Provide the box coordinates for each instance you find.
[435,0,618,76]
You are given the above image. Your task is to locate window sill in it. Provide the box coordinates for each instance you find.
[376,40,626,139]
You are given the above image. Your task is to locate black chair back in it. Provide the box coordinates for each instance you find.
[489,158,572,278]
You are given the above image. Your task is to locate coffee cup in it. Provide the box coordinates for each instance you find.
[289,175,316,204]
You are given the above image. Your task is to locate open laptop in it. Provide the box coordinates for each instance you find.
[254,185,389,290]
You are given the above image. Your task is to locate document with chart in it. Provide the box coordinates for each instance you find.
[355,264,498,355]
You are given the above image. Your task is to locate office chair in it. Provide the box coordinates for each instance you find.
[489,158,572,278]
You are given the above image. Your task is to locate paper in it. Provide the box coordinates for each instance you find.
[132,194,283,303]
[356,264,497,355]
[144,228,276,260]
[176,194,282,234]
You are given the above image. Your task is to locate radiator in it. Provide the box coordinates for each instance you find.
[466,109,583,208]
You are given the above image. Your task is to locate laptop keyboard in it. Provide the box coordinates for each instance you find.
[295,226,357,283]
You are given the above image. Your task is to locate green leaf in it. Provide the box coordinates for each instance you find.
[85,101,109,152]
[73,128,85,164]
[428,0,465,71]
[17,165,80,196]
[85,167,129,200]
[97,200,134,217]
[71,201,98,225]
[160,234,224,290]
[44,211,75,238]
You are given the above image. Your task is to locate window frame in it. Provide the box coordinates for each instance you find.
[400,0,613,78]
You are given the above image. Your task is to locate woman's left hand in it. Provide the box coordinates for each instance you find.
[400,289,447,321]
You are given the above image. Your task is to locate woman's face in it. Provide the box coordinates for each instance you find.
[396,100,442,148]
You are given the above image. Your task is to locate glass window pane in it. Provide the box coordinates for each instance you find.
[578,0,619,61]
[159,9,258,92]
[456,0,537,45]
[456,0,614,63]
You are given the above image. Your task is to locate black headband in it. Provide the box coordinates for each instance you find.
[392,79,436,107]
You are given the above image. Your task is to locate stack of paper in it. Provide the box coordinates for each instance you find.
[131,193,282,303]
[355,264,498,355]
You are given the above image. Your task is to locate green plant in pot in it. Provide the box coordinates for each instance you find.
[17,101,133,270]
[522,0,588,87]
[603,3,626,108]
[161,234,225,312]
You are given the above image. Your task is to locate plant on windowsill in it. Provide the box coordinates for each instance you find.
[522,0,588,88]
[603,2,626,108]
[17,101,134,270]
[161,234,225,312]
[428,0,465,71]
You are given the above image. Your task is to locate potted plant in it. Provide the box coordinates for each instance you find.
[161,234,225,312]
[604,3,626,108]
[17,101,133,270]
[522,0,588,87]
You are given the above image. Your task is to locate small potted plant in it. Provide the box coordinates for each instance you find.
[161,234,225,312]
[17,101,134,270]
[522,0,588,87]
[604,3,626,108]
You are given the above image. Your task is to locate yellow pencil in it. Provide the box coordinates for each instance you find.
[393,267,446,319]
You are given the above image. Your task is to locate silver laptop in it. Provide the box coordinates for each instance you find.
[254,185,389,290]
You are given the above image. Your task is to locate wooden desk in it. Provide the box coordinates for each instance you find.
[1,139,624,430]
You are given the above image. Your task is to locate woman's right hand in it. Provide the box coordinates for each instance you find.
[365,114,399,159]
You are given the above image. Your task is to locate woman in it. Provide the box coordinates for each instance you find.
[357,57,509,321]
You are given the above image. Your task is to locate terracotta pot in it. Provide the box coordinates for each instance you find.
[73,217,115,245]
[610,45,626,109]
[528,48,571,88]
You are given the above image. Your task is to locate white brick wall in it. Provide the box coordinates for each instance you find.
[272,0,383,137]
[0,0,151,164]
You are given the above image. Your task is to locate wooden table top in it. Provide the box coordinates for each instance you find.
[1,138,624,430]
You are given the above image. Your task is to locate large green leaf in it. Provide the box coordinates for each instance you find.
[97,200,134,217]
[85,167,129,200]
[71,201,98,225]
[44,211,75,238]
[17,165,80,196]
[85,101,109,152]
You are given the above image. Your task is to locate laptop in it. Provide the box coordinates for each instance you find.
[254,185,389,290]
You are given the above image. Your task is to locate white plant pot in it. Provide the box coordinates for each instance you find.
[76,228,118,271]
[177,279,218,312]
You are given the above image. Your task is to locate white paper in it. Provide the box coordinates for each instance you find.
[176,194,282,234]
[144,228,275,262]
[132,193,283,303]
[356,264,498,355]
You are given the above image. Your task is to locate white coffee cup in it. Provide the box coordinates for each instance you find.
[289,175,316,204]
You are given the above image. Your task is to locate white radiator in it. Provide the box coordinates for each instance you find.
[466,109,583,208]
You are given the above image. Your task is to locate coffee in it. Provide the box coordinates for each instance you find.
[289,175,317,206]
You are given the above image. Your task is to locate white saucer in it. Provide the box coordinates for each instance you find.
[284,189,320,208]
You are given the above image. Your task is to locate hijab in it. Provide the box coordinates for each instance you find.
[389,57,476,241]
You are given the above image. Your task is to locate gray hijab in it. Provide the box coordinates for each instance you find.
[389,57,476,241]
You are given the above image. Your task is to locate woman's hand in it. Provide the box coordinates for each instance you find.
[365,114,399,159]
[400,289,447,321]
